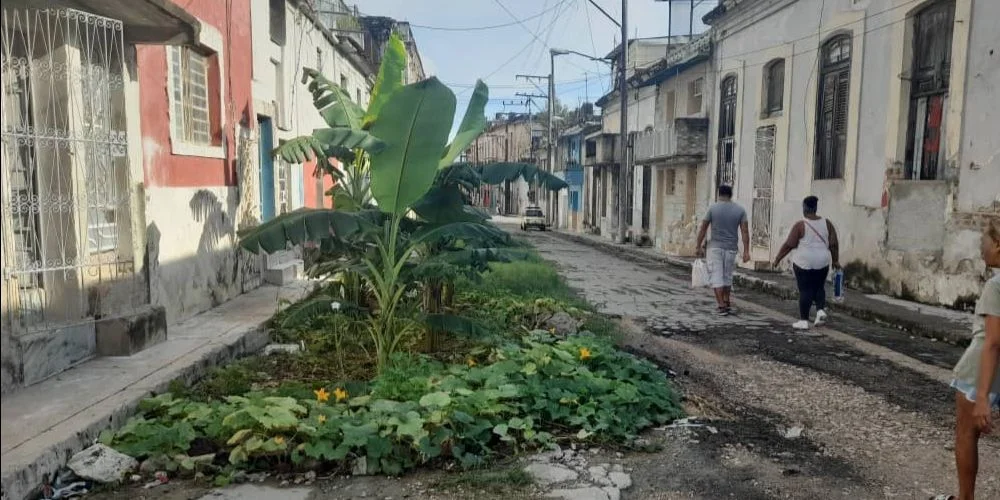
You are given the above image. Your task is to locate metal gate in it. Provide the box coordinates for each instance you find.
[1,8,143,333]
[751,126,775,249]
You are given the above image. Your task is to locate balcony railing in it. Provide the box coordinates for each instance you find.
[632,118,709,164]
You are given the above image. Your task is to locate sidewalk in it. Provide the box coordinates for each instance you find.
[0,282,309,500]
[551,230,974,344]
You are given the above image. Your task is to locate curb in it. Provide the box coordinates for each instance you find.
[551,231,971,345]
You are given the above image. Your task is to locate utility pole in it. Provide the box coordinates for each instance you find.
[616,0,629,243]
[515,74,549,212]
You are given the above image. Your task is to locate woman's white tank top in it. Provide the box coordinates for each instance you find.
[793,217,832,270]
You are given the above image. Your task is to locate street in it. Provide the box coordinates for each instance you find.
[513,226,1000,499]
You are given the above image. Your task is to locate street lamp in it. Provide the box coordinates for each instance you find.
[548,48,610,229]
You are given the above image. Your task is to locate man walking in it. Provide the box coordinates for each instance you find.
[696,185,750,315]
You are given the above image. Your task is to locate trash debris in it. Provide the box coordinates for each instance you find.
[143,471,169,489]
[263,343,302,355]
[781,426,804,439]
[658,417,719,434]
[42,481,89,499]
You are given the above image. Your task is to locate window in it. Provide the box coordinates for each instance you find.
[688,78,703,114]
[356,88,362,104]
[905,1,955,180]
[169,46,211,145]
[316,48,323,72]
[763,59,785,116]
[340,74,348,90]
[717,75,738,188]
[269,0,286,45]
[585,140,597,158]
[815,35,852,180]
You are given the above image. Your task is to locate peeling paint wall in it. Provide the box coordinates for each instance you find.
[137,1,255,323]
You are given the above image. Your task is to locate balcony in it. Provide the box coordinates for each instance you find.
[583,134,620,167]
[632,117,709,165]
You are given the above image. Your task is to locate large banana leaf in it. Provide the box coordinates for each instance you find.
[411,221,510,246]
[238,209,373,254]
[411,185,487,224]
[273,136,326,164]
[313,128,386,154]
[368,78,456,214]
[478,162,569,191]
[364,33,407,128]
[439,80,488,169]
[302,68,365,129]
[274,131,384,164]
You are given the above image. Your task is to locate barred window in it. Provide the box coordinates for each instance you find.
[169,46,211,145]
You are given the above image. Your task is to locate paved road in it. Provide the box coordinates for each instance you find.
[515,227,999,499]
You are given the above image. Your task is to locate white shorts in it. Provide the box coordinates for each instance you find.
[707,247,738,288]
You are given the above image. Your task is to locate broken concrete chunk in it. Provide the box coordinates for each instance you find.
[524,463,579,485]
[67,444,138,483]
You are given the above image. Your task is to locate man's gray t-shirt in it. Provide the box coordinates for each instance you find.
[703,201,746,251]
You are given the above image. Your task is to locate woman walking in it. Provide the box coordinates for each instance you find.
[936,221,1000,500]
[772,196,840,330]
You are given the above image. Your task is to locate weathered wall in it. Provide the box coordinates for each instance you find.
[708,0,998,306]
[250,0,372,213]
[138,0,254,324]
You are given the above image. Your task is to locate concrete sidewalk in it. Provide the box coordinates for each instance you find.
[551,230,974,344]
[0,282,309,500]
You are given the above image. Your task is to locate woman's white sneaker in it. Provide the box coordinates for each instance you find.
[815,309,828,326]
[792,320,810,330]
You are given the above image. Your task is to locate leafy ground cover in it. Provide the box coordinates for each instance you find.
[101,255,682,487]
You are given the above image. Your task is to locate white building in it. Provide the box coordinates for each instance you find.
[704,0,1000,306]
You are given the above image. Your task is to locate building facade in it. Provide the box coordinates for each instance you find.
[704,0,999,306]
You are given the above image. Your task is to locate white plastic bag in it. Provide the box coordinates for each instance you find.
[691,259,710,288]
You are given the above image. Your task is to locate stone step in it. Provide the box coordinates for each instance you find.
[263,259,304,286]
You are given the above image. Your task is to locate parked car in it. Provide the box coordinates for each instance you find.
[521,206,546,231]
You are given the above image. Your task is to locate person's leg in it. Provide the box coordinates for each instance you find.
[722,250,736,310]
[813,266,829,311]
[955,391,980,500]
[793,265,812,321]
[708,248,727,310]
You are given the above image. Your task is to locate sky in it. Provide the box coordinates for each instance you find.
[355,0,714,124]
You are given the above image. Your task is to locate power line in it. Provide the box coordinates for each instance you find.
[408,2,565,31]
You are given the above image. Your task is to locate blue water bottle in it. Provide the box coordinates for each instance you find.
[833,269,845,302]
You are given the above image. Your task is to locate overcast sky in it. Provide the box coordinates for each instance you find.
[356,0,713,123]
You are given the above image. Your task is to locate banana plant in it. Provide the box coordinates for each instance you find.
[240,33,497,372]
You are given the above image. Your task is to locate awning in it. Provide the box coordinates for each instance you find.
[9,0,200,44]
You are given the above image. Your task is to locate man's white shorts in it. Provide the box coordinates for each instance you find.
[707,247,738,288]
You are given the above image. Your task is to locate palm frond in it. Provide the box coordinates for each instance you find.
[301,67,366,129]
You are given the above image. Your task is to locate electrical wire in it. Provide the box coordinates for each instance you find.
[408,2,564,32]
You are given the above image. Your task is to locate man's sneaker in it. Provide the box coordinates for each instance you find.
[815,309,828,326]
[792,320,810,330]
[717,307,730,316]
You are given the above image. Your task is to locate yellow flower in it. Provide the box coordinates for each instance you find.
[467,358,477,367]
[549,327,556,334]
[274,436,285,445]
[334,387,349,403]
[317,414,327,424]
[579,347,592,360]
[314,387,330,402]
